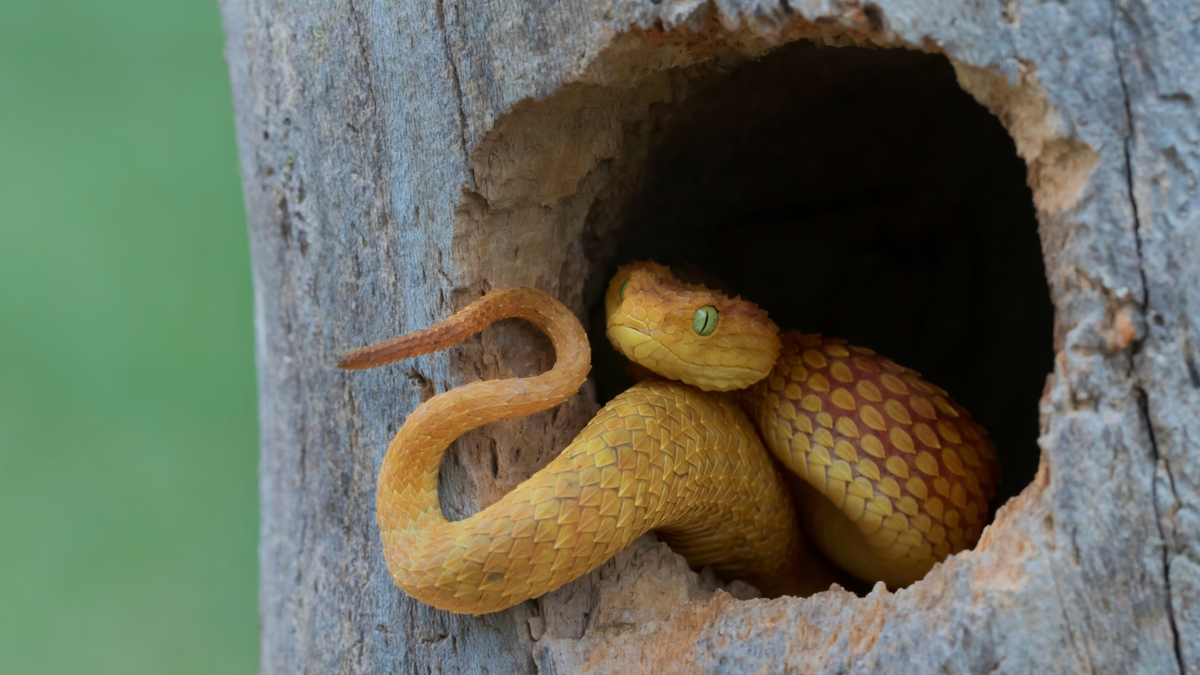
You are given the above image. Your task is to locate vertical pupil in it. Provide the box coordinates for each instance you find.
[619,278,629,300]
[693,306,718,335]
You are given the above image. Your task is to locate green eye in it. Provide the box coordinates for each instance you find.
[619,278,630,300]
[692,306,718,336]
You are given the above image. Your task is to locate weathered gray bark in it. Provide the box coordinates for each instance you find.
[220,0,1198,672]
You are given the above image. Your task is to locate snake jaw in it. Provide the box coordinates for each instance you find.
[605,260,782,392]
[606,322,775,392]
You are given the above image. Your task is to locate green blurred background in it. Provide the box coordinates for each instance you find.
[0,1,258,672]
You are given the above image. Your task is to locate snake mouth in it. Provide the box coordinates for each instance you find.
[606,324,656,357]
[606,324,770,392]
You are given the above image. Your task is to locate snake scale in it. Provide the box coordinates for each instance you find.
[339,260,999,615]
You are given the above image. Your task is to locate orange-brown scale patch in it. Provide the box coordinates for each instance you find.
[745,332,1000,578]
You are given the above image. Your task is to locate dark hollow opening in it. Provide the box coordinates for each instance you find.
[588,42,1052,522]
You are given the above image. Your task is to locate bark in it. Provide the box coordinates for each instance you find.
[219,0,1199,672]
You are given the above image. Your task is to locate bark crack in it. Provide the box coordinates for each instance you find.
[1111,6,1186,673]
[345,0,390,234]
[434,0,475,189]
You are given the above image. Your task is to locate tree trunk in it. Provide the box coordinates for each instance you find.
[219,0,1198,672]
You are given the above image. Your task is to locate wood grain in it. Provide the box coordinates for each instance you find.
[218,0,1198,671]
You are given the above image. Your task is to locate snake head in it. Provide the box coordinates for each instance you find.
[605,260,782,392]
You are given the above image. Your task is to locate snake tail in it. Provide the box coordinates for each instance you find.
[345,287,816,614]
[337,287,588,373]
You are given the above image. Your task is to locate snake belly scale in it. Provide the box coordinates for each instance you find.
[339,261,999,614]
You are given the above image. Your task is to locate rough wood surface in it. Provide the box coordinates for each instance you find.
[219,0,1198,672]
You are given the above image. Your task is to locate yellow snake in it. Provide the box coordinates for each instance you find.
[340,261,999,615]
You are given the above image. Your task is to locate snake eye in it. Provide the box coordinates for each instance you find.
[692,306,718,336]
[619,278,629,300]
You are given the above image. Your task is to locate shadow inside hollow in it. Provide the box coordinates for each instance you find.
[589,41,1052,510]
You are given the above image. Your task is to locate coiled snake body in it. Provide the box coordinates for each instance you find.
[340,261,998,615]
